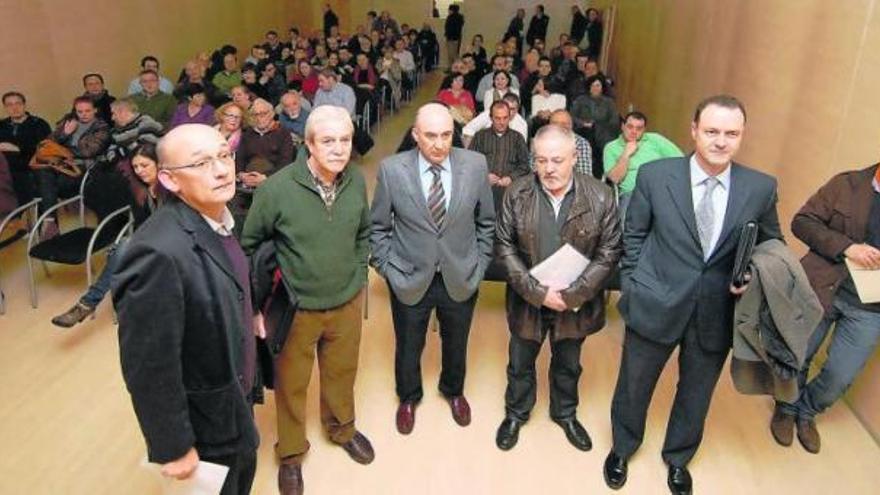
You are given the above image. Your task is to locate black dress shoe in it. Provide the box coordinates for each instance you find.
[495,417,522,451]
[603,451,627,490]
[667,465,693,495]
[554,418,592,451]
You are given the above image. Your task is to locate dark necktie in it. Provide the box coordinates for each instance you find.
[427,166,446,229]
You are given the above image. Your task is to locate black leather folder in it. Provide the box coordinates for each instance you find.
[732,221,758,288]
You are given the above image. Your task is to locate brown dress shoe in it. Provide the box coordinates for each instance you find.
[51,302,95,328]
[342,431,375,464]
[396,402,416,434]
[796,417,821,454]
[278,463,304,495]
[770,406,794,446]
[447,395,471,426]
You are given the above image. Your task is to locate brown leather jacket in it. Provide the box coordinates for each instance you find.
[495,172,621,342]
[793,163,878,311]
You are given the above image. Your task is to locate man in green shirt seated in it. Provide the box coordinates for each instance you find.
[603,111,683,219]
[131,70,177,128]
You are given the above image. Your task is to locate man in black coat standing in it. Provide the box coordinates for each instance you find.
[323,4,339,38]
[604,95,782,495]
[570,5,588,47]
[113,124,260,495]
[526,5,550,50]
[505,8,526,58]
[444,4,465,69]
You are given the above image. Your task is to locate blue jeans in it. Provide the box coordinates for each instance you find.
[80,240,128,308]
[779,294,880,418]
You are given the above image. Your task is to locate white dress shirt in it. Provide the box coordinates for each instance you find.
[690,155,730,259]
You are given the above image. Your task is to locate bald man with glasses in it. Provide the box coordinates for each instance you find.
[113,124,260,495]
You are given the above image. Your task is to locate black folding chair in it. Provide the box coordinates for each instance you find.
[26,167,133,308]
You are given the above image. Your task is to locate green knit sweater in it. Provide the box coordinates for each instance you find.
[241,152,370,310]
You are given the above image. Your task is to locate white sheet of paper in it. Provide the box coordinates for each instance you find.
[142,457,229,495]
[845,259,880,303]
[529,243,590,290]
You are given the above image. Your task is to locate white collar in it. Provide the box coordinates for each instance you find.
[201,207,235,236]
[689,154,731,190]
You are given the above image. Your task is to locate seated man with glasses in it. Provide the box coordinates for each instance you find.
[233,98,295,233]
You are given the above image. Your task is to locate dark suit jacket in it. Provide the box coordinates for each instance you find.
[112,199,259,463]
[618,156,782,352]
[792,163,879,311]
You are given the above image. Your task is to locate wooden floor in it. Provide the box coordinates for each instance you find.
[1,73,878,495]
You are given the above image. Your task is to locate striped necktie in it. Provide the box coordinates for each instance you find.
[427,166,446,229]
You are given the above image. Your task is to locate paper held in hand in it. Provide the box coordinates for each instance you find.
[529,243,590,291]
[142,457,229,495]
[845,258,880,304]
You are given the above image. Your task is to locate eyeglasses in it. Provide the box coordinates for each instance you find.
[163,150,234,171]
[251,110,273,118]
[222,113,242,119]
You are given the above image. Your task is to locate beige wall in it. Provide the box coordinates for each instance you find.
[0,0,312,122]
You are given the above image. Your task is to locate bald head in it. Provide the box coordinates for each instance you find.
[548,110,574,130]
[157,124,236,220]
[414,102,453,131]
[412,103,454,165]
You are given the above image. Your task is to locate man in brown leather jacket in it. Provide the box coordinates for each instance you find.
[771,162,880,454]
[493,124,621,451]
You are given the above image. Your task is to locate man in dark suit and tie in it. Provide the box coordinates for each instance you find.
[603,95,782,495]
[370,102,495,435]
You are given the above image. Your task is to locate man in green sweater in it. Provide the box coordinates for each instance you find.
[241,105,373,495]
[603,111,683,220]
[131,70,177,128]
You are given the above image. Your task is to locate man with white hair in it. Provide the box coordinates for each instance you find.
[494,124,620,451]
[242,105,374,495]
[114,124,260,495]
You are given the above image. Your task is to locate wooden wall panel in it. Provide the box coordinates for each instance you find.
[0,0,309,121]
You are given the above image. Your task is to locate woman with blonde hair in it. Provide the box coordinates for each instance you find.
[213,102,246,153]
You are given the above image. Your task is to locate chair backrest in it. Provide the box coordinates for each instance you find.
[82,166,134,222]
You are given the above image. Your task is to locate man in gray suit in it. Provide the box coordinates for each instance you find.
[603,95,782,495]
[370,102,495,435]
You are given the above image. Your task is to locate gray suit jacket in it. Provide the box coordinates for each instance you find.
[370,148,496,305]
[618,156,783,352]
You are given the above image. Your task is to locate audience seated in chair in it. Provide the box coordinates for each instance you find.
[81,73,116,125]
[131,70,177,128]
[0,91,51,207]
[127,55,174,95]
[51,143,161,328]
[31,96,111,239]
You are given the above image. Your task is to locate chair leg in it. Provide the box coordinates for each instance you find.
[0,289,5,315]
[28,257,38,308]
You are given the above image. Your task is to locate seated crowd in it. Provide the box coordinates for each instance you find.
[0,11,439,326]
